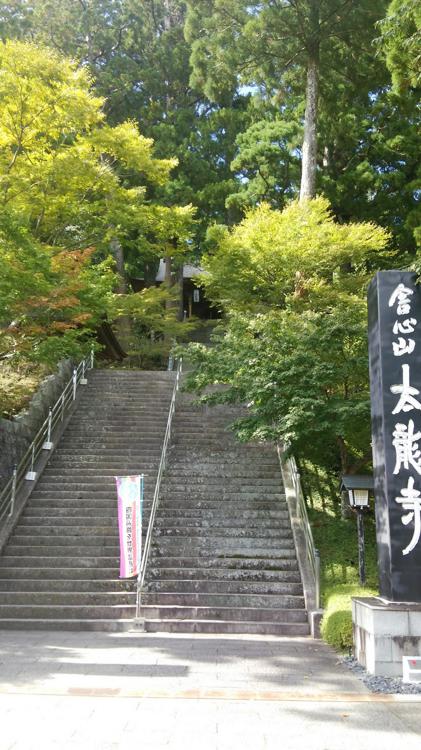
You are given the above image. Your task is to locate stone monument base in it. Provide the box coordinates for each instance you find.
[352,596,421,677]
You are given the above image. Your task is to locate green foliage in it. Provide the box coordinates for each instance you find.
[3,1,249,243]
[320,592,356,650]
[0,39,194,370]
[378,0,421,91]
[182,199,389,474]
[200,198,390,310]
[0,362,46,419]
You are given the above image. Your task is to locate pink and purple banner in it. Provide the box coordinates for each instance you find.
[115,474,144,578]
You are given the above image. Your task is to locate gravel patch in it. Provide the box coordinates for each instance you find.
[341,655,421,694]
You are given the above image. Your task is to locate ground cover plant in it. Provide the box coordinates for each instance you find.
[302,464,379,650]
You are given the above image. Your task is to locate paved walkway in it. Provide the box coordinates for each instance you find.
[0,631,421,749]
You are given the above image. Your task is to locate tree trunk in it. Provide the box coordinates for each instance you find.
[110,236,132,349]
[300,55,319,201]
[110,236,128,294]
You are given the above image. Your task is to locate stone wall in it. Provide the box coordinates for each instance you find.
[0,360,73,493]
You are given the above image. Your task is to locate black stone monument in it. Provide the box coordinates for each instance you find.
[368,271,421,602]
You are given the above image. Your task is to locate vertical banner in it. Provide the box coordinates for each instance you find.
[368,271,421,602]
[115,474,144,579]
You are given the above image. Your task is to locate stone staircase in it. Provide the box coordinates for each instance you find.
[0,370,175,631]
[139,393,310,635]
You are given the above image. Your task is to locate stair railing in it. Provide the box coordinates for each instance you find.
[0,349,94,529]
[136,358,182,618]
[287,453,321,611]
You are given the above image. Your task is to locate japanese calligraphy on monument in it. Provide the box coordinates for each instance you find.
[368,271,421,602]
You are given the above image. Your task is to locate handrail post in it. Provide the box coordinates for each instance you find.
[72,368,77,400]
[90,347,94,370]
[8,465,17,517]
[25,445,37,481]
[42,409,54,450]
[315,549,321,610]
[80,360,88,385]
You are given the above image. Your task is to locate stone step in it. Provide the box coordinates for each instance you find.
[34,481,141,491]
[155,500,285,511]
[146,567,301,582]
[148,556,298,570]
[151,540,295,554]
[143,619,310,636]
[19,517,119,528]
[41,469,158,477]
[0,619,135,632]
[163,470,281,479]
[29,490,128,498]
[4,544,119,556]
[159,482,285,497]
[14,525,119,535]
[63,429,166,438]
[21,508,124,518]
[155,509,290,520]
[144,580,302,595]
[42,466,157,474]
[0,604,135,619]
[141,592,305,608]
[159,489,285,500]
[57,441,163,449]
[137,605,307,623]
[25,499,124,509]
[0,592,135,605]
[153,527,293,539]
[0,567,120,579]
[0,579,135,592]
[154,518,291,530]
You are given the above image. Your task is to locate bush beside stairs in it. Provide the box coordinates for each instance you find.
[0,371,309,635]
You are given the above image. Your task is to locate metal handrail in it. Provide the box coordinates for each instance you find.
[288,454,321,610]
[136,358,182,618]
[0,349,94,528]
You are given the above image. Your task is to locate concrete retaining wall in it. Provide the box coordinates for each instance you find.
[0,360,73,493]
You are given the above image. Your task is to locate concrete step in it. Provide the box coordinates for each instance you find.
[143,619,310,636]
